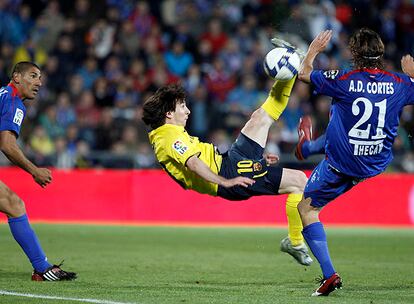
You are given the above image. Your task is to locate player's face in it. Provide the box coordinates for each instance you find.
[170,100,190,127]
[17,67,42,100]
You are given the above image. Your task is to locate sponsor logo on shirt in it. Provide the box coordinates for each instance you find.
[323,70,339,80]
[173,140,188,155]
[13,108,24,126]
[349,139,384,156]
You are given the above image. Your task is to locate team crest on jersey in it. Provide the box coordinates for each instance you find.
[13,108,24,126]
[323,70,339,80]
[173,140,188,155]
[253,162,262,172]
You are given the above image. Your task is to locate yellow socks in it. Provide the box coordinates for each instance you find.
[285,193,304,246]
[261,76,296,120]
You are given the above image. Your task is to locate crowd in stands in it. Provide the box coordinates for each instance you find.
[0,0,413,172]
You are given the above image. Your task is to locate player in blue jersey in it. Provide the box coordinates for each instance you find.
[0,62,76,281]
[297,28,414,296]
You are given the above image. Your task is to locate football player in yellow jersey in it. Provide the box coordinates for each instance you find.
[143,75,312,266]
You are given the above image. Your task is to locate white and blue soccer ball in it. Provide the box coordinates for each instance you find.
[263,47,301,81]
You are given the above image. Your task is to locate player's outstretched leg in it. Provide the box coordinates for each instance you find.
[261,76,296,121]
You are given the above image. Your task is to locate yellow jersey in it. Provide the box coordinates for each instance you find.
[148,124,223,195]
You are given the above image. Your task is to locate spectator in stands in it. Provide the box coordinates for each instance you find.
[56,92,77,129]
[52,136,75,169]
[164,40,194,77]
[13,38,47,67]
[29,125,55,166]
[77,57,102,90]
[226,74,263,114]
[118,20,140,58]
[187,84,209,140]
[38,104,65,139]
[201,19,229,55]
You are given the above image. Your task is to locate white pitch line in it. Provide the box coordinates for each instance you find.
[0,290,137,304]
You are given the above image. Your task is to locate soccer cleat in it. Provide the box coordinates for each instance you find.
[294,115,313,161]
[271,37,305,60]
[280,237,313,266]
[31,262,77,281]
[312,273,342,296]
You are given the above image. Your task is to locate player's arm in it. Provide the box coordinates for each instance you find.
[0,130,52,188]
[299,30,333,83]
[401,55,414,77]
[186,155,255,188]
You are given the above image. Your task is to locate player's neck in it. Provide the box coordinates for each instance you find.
[8,82,24,99]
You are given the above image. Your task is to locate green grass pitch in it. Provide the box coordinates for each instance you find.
[0,224,413,304]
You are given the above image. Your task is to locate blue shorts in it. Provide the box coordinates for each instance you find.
[217,133,283,201]
[304,159,364,208]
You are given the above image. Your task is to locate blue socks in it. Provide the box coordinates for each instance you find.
[8,214,51,272]
[302,133,326,159]
[302,222,335,279]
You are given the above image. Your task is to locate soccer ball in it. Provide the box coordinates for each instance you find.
[263,47,301,81]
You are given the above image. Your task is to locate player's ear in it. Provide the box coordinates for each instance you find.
[12,72,21,84]
[166,111,173,119]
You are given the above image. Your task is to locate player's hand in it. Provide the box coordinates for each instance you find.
[308,30,332,54]
[32,168,52,188]
[401,55,414,78]
[265,153,279,165]
[221,176,255,188]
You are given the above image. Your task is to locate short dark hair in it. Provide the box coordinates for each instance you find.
[142,84,186,130]
[349,28,385,69]
[11,61,40,78]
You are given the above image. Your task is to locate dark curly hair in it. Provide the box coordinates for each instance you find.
[349,28,385,69]
[142,84,186,130]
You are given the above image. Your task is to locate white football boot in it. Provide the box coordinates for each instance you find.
[271,37,306,61]
[280,236,313,266]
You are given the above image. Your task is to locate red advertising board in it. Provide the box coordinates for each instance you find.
[1,168,413,226]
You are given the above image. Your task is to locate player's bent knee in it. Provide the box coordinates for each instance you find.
[296,171,308,192]
[298,198,312,215]
[279,169,308,194]
[298,198,321,225]
[249,108,272,126]
[0,191,26,217]
[11,193,25,216]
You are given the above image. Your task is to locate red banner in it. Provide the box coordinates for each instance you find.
[1,168,413,226]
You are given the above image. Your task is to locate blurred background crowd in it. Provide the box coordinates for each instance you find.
[0,0,413,171]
